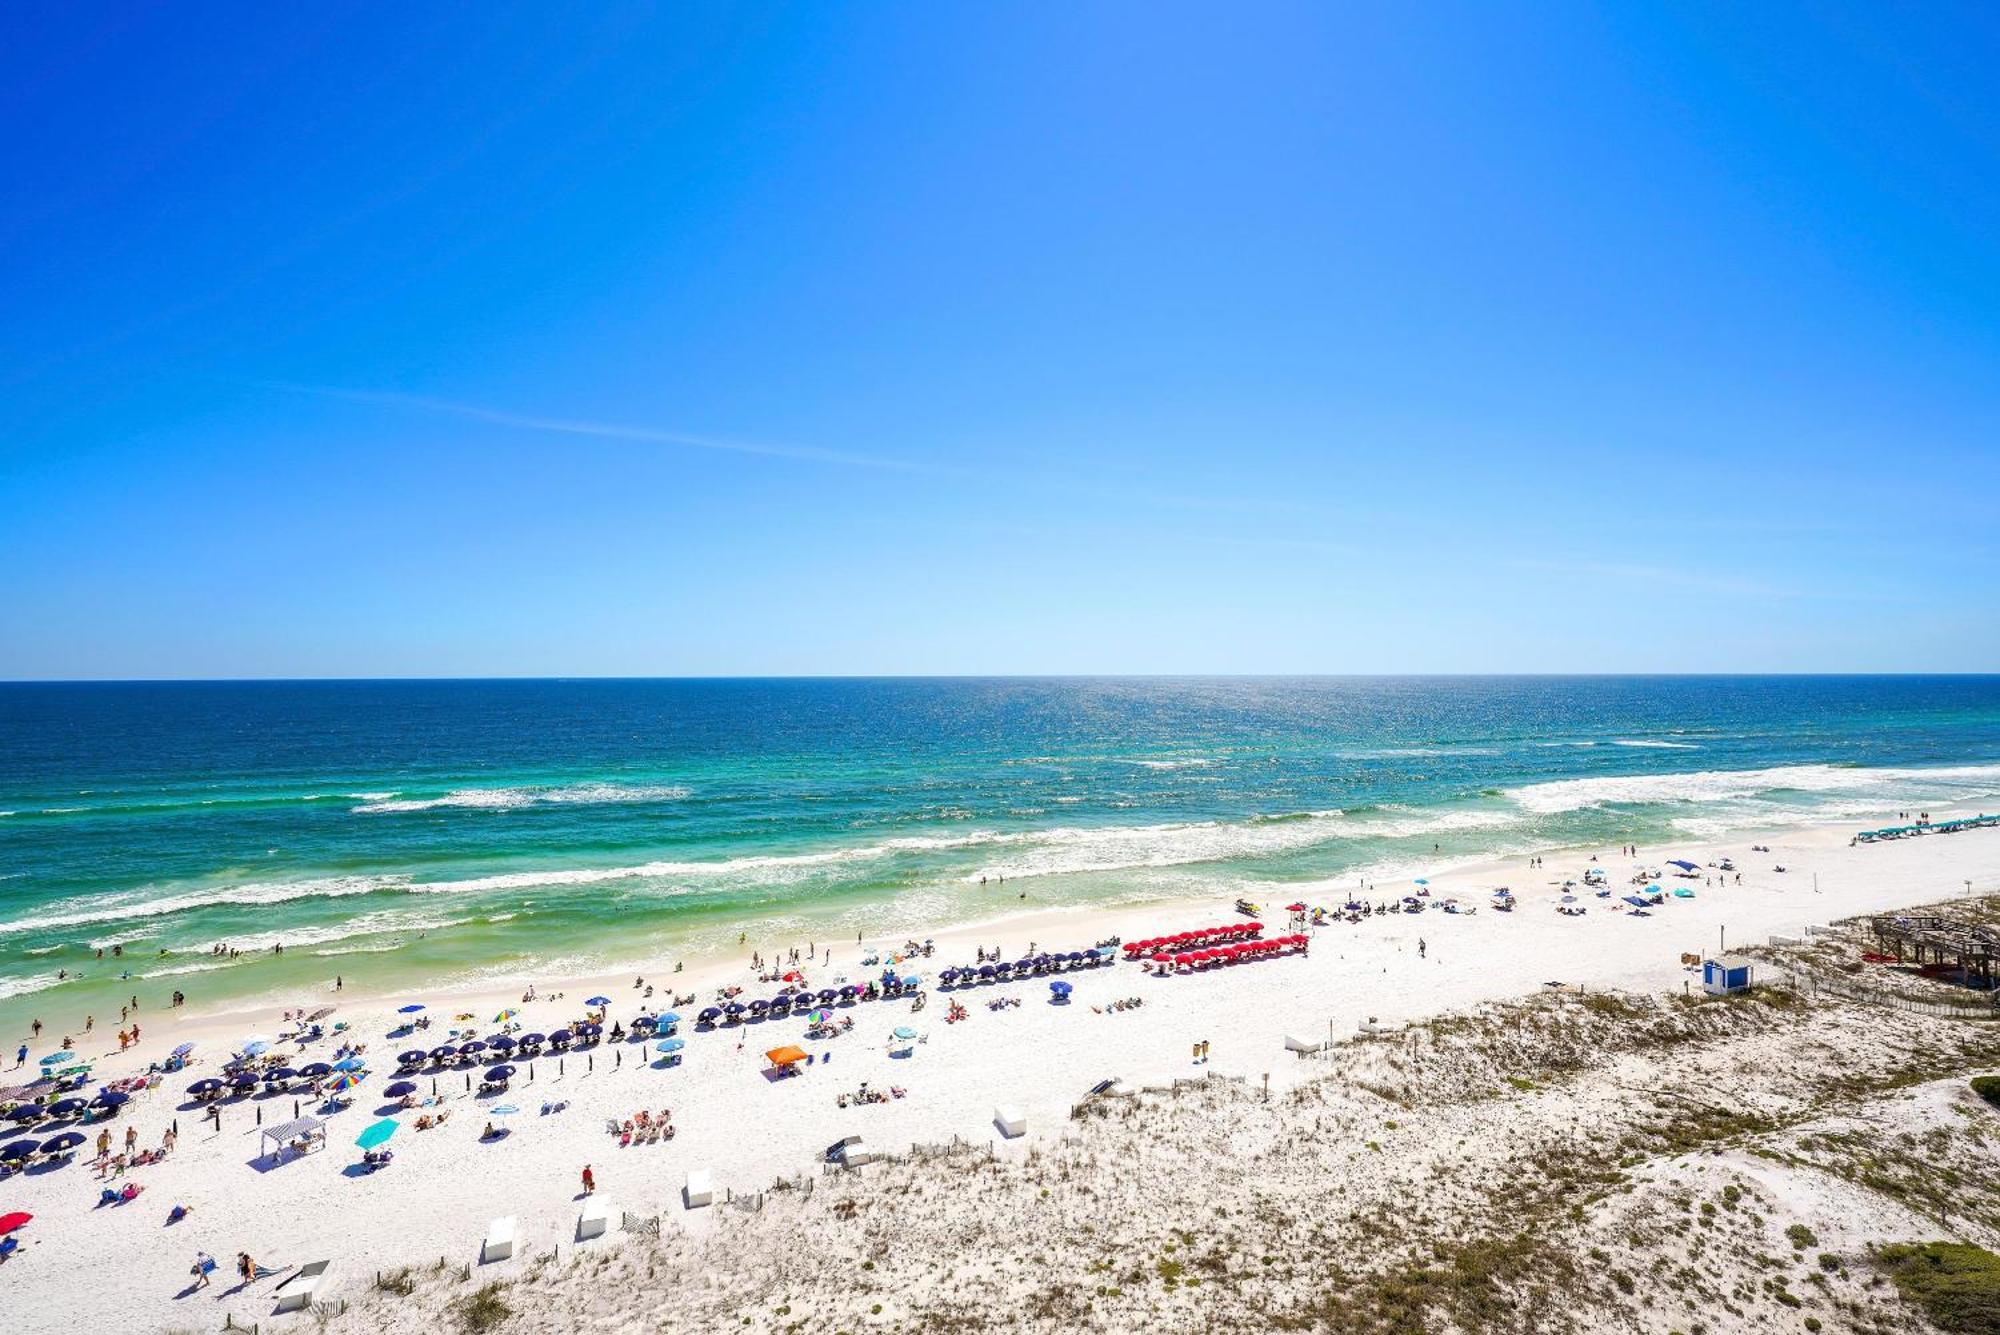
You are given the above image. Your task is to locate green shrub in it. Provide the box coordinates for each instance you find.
[1972,1076,2000,1111]
[1875,1242,2000,1334]
[456,1282,512,1333]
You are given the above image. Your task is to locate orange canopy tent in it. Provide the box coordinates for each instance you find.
[765,1045,809,1068]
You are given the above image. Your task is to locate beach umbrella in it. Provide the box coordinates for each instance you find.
[517,1033,546,1046]
[655,1038,685,1053]
[977,965,995,978]
[892,1026,919,1041]
[239,1040,270,1057]
[261,1066,295,1084]
[4,1106,44,1124]
[228,1073,258,1089]
[493,1009,519,1023]
[41,1131,86,1153]
[781,971,803,982]
[816,989,839,1003]
[578,1023,602,1036]
[747,1000,768,1012]
[809,1009,830,1024]
[697,1007,721,1023]
[0,1211,30,1233]
[170,1043,195,1058]
[483,1065,516,1081]
[427,1046,456,1061]
[185,1078,222,1095]
[1050,981,1072,996]
[901,975,921,988]
[630,1015,656,1030]
[0,1141,38,1160]
[331,1057,366,1073]
[356,1119,398,1150]
[90,1091,130,1109]
[458,1040,486,1054]
[546,1032,571,1048]
[397,1050,428,1066]
[301,1062,334,1078]
[397,1004,425,1014]
[658,1013,681,1025]
[45,1098,86,1117]
[765,1045,808,1067]
[326,1073,363,1093]
[1151,952,1172,964]
[38,1052,74,1068]
[487,1034,517,1050]
[585,996,611,1008]
[384,1081,417,1098]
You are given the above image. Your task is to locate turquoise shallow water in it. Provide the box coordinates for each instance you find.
[4,676,1999,1033]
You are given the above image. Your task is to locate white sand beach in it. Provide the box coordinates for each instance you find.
[3,812,1998,1332]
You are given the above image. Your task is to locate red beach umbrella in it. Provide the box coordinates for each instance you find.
[1173,953,1192,965]
[1150,953,1173,964]
[1285,902,1307,912]
[0,1211,29,1234]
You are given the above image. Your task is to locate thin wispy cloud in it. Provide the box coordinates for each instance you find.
[262,382,940,476]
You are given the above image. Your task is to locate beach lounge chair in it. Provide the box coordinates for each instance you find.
[840,1139,875,1166]
[577,1195,612,1241]
[480,1216,516,1264]
[993,1106,1027,1138]
[684,1170,713,1208]
[274,1259,332,1312]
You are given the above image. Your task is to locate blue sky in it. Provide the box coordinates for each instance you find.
[2,3,1996,676]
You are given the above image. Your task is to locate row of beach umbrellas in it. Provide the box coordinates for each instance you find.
[1122,924,1264,956]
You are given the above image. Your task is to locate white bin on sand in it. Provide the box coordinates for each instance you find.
[994,1106,1027,1138]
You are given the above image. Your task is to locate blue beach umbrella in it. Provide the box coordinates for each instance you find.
[483,1065,516,1081]
[38,1053,73,1068]
[892,1026,918,1041]
[383,1081,418,1098]
[657,1012,681,1025]
[356,1119,398,1150]
[4,1107,44,1124]
[1050,981,1073,997]
[239,1040,270,1057]
[90,1091,130,1109]
[301,1062,334,1078]
[585,996,611,1008]
[45,1098,86,1117]
[655,1038,685,1053]
[42,1131,87,1153]
[397,1004,425,1014]
[331,1057,365,1073]
[0,1140,37,1160]
[901,975,920,988]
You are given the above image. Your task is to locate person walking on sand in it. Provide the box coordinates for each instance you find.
[12,1043,22,1069]
[581,1164,595,1195]
[192,1251,214,1288]
[1418,938,1426,959]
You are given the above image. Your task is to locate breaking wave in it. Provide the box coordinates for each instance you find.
[353,783,692,814]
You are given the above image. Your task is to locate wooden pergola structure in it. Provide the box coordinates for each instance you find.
[1871,915,2000,991]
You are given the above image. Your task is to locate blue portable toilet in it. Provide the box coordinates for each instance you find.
[1702,954,1754,996]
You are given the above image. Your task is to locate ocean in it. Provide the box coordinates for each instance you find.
[4,676,1999,1031]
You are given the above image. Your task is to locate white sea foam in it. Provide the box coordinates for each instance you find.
[353,783,691,813]
[1507,762,2000,815]
[1612,739,1699,749]
[0,974,65,1000]
[958,807,1521,882]
[5,875,396,939]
